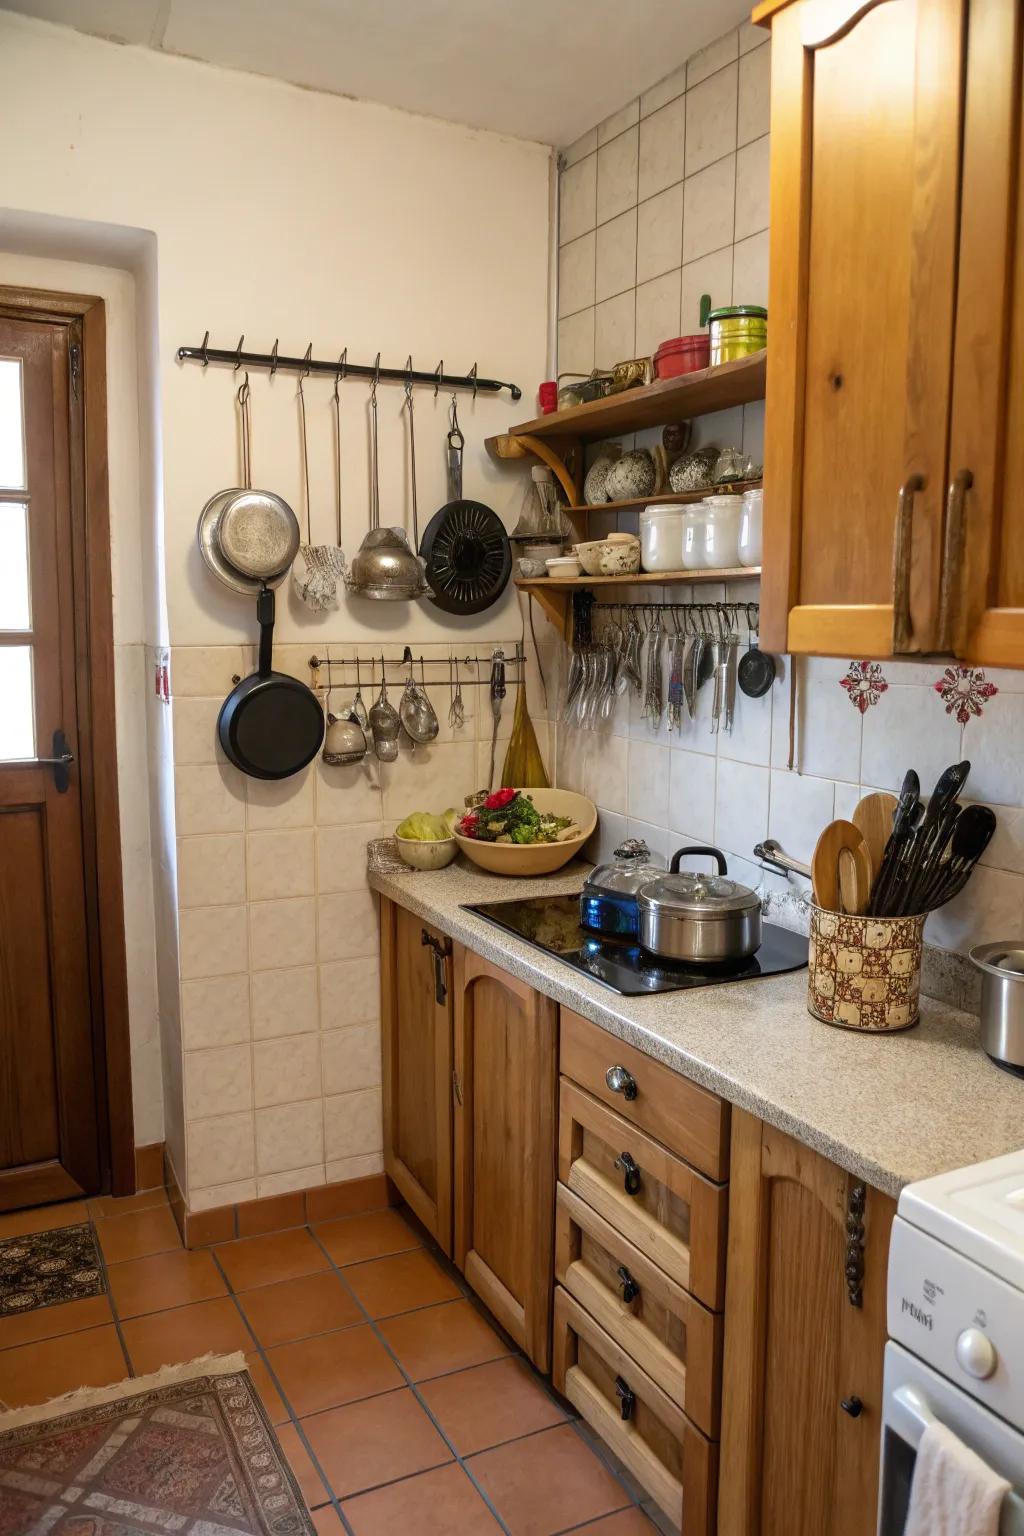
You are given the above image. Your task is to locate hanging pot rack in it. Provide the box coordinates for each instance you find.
[308,644,523,687]
[177,333,521,401]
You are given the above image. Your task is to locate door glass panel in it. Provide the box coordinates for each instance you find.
[0,646,35,759]
[0,503,31,630]
[0,358,27,490]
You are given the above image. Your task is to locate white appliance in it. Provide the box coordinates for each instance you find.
[880,1149,1024,1533]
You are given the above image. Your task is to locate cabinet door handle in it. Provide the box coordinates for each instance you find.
[616,1265,640,1304]
[614,1151,642,1196]
[615,1376,636,1422]
[840,1396,863,1418]
[845,1181,866,1308]
[605,1064,638,1101]
[892,473,925,653]
[935,469,973,652]
[452,1069,464,1107]
[421,929,451,1005]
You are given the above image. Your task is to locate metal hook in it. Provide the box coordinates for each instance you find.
[434,360,443,399]
[449,393,462,441]
[370,351,380,405]
[469,362,478,400]
[233,334,244,372]
[236,369,250,406]
[270,338,279,379]
[404,355,414,400]
[200,330,210,368]
[301,343,312,381]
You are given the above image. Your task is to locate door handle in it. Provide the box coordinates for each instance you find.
[616,1265,640,1304]
[935,469,973,653]
[605,1064,638,1101]
[421,929,451,1005]
[840,1396,863,1418]
[30,730,75,793]
[614,1151,642,1196]
[615,1376,636,1421]
[892,474,925,653]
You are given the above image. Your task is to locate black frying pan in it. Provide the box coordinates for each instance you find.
[218,587,324,779]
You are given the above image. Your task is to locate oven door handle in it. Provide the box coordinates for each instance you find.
[892,1386,1024,1534]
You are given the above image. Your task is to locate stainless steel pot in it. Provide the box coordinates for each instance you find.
[637,845,762,964]
[970,942,1024,1077]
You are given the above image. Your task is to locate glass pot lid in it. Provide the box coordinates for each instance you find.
[583,839,665,898]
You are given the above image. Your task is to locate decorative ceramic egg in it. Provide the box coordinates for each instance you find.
[605,450,656,502]
[583,455,618,505]
[669,447,718,493]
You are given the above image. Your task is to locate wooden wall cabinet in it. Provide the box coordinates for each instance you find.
[452,946,558,1370]
[760,0,1024,667]
[719,1109,895,1536]
[380,899,453,1256]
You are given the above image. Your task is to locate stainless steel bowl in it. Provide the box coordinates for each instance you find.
[970,942,1024,1076]
[347,527,429,601]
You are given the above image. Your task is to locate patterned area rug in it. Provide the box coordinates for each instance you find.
[0,1356,316,1534]
[0,1224,105,1317]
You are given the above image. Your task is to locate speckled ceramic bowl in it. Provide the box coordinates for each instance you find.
[574,539,608,576]
[598,538,641,575]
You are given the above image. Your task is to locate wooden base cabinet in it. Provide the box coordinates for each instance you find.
[452,947,557,1370]
[380,899,454,1256]
[719,1109,896,1536]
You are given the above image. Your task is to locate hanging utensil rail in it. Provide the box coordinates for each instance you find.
[309,650,524,687]
[178,333,521,400]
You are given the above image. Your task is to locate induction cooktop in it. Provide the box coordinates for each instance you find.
[463,893,808,996]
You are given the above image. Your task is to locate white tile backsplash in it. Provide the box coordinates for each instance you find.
[684,64,737,177]
[639,97,686,202]
[596,208,638,303]
[637,184,684,285]
[597,127,639,223]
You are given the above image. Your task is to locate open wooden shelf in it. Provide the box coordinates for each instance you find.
[517,566,761,635]
[564,478,762,516]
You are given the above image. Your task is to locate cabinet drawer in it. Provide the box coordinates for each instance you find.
[553,1286,716,1536]
[561,1009,730,1181]
[559,1078,728,1310]
[555,1183,722,1437]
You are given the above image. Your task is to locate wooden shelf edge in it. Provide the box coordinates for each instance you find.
[515,567,761,591]
[566,479,762,516]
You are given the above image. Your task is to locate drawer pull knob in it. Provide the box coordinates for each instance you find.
[605,1064,638,1101]
[614,1151,642,1196]
[615,1376,636,1422]
[840,1396,863,1419]
[616,1265,640,1305]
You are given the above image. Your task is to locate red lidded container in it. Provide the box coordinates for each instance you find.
[653,334,711,380]
[538,380,558,413]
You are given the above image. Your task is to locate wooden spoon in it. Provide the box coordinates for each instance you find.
[852,791,899,879]
[838,844,873,916]
[812,819,871,913]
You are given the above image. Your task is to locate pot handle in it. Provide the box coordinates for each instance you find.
[669,844,727,876]
[256,585,275,680]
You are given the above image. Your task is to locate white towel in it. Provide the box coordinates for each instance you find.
[905,1420,1010,1536]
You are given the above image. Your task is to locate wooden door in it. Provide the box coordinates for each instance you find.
[719,1110,895,1536]
[380,899,453,1255]
[453,946,557,1370]
[0,314,102,1208]
[943,1,1024,665]
[760,0,966,658]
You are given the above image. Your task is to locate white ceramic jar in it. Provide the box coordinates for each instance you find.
[700,494,743,569]
[738,488,763,567]
[681,504,710,569]
[639,505,685,572]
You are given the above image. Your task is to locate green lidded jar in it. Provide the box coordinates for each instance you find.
[707,305,767,365]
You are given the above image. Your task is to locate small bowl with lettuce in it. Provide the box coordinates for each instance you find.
[453,787,597,876]
[394,809,460,870]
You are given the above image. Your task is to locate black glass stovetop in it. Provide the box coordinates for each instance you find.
[463,893,808,996]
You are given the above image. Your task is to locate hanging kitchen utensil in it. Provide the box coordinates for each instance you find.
[488,650,506,789]
[448,655,466,730]
[398,648,440,745]
[737,603,776,698]
[218,585,325,779]
[368,655,402,762]
[419,396,512,614]
[292,354,347,610]
[321,647,367,765]
[346,361,429,601]
[351,654,369,729]
[198,375,298,595]
[501,642,549,788]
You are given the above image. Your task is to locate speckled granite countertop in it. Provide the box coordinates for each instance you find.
[368,858,1024,1198]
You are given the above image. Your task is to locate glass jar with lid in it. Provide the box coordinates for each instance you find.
[738,487,763,567]
[700,494,743,569]
[682,504,710,569]
[639,504,685,572]
[579,839,666,937]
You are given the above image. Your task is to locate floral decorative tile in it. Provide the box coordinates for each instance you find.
[839,660,889,713]
[933,665,998,724]
[0,1223,105,1316]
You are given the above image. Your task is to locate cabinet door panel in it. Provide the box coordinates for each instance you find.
[948,0,1024,664]
[381,901,452,1255]
[762,0,965,658]
[453,947,557,1370]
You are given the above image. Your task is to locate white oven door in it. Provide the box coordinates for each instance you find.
[879,1344,1024,1535]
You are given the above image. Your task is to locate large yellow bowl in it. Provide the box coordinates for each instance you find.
[454,788,597,876]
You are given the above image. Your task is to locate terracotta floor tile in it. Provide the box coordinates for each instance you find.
[469,1424,629,1536]
[0,1324,127,1409]
[87,1189,169,1220]
[276,1422,331,1509]
[0,1293,113,1352]
[311,1508,344,1534]
[107,1247,227,1318]
[94,1204,182,1265]
[240,1270,362,1349]
[0,1201,89,1239]
[121,1296,253,1376]
[245,1353,289,1425]
[301,1387,452,1498]
[343,1248,461,1320]
[315,1208,421,1267]
[378,1299,511,1382]
[216,1227,329,1292]
[267,1324,403,1417]
[571,1512,660,1535]
[342,1461,501,1536]
[419,1356,567,1456]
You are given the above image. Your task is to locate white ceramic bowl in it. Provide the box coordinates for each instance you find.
[394,834,458,871]
[546,556,582,578]
[453,788,597,876]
